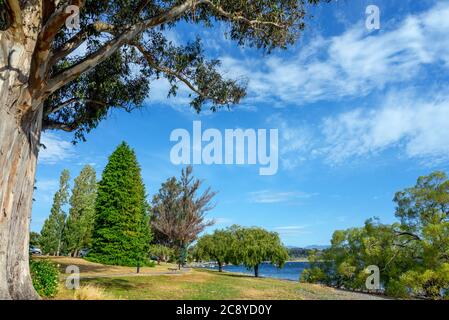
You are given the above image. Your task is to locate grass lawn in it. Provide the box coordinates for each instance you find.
[44,257,385,300]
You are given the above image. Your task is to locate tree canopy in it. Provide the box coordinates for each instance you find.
[194,225,289,277]
[302,171,449,299]
[9,0,330,141]
[151,166,215,254]
[194,229,234,272]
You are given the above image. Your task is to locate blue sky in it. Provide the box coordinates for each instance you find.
[32,0,449,247]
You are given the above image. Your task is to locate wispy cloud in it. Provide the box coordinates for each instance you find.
[220,1,449,105]
[34,179,59,205]
[39,132,74,164]
[273,225,310,236]
[248,190,315,204]
[321,90,449,165]
[35,179,58,192]
[270,88,449,168]
[267,114,315,169]
[214,217,233,225]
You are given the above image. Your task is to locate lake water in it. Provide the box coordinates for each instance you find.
[205,261,310,281]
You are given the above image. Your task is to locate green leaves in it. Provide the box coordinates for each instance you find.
[30,259,60,298]
[194,230,234,269]
[151,165,215,250]
[64,165,98,255]
[303,171,449,299]
[39,169,70,255]
[232,226,289,272]
[42,0,330,141]
[88,142,151,266]
[195,225,289,276]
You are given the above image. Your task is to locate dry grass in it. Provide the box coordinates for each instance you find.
[73,285,113,300]
[48,257,386,300]
[36,256,182,277]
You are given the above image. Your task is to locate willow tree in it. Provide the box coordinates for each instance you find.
[232,226,289,277]
[0,0,329,299]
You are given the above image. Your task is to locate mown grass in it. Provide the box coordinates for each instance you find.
[36,256,179,276]
[46,257,385,300]
[51,257,385,300]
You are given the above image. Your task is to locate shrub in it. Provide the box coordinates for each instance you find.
[300,267,327,283]
[385,279,409,298]
[30,259,60,298]
[74,285,112,300]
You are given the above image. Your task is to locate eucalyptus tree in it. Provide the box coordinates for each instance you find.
[0,0,330,299]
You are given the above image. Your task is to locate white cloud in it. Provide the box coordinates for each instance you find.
[273,225,310,236]
[269,88,449,168]
[248,190,314,204]
[267,115,315,169]
[39,132,74,164]
[34,179,59,204]
[35,179,58,192]
[214,217,233,225]
[220,1,449,105]
[321,91,449,164]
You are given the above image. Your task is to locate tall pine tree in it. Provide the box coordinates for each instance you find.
[39,169,70,256]
[64,165,98,257]
[88,142,151,266]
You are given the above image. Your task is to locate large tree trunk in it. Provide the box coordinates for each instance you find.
[0,20,42,300]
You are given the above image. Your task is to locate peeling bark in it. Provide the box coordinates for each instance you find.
[0,9,41,299]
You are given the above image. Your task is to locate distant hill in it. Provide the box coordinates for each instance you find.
[304,245,330,250]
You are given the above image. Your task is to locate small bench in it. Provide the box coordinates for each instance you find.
[168,267,179,272]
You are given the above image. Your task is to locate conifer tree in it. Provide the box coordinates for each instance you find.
[64,165,97,257]
[39,170,70,255]
[88,142,151,266]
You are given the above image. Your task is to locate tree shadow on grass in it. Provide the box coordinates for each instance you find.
[84,278,136,291]
[199,269,256,279]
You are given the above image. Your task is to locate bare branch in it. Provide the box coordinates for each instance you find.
[42,120,78,132]
[394,231,421,241]
[4,0,23,35]
[200,0,289,30]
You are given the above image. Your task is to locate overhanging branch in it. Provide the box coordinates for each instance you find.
[132,42,226,105]
[49,21,117,67]
[44,97,107,116]
[43,0,198,99]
